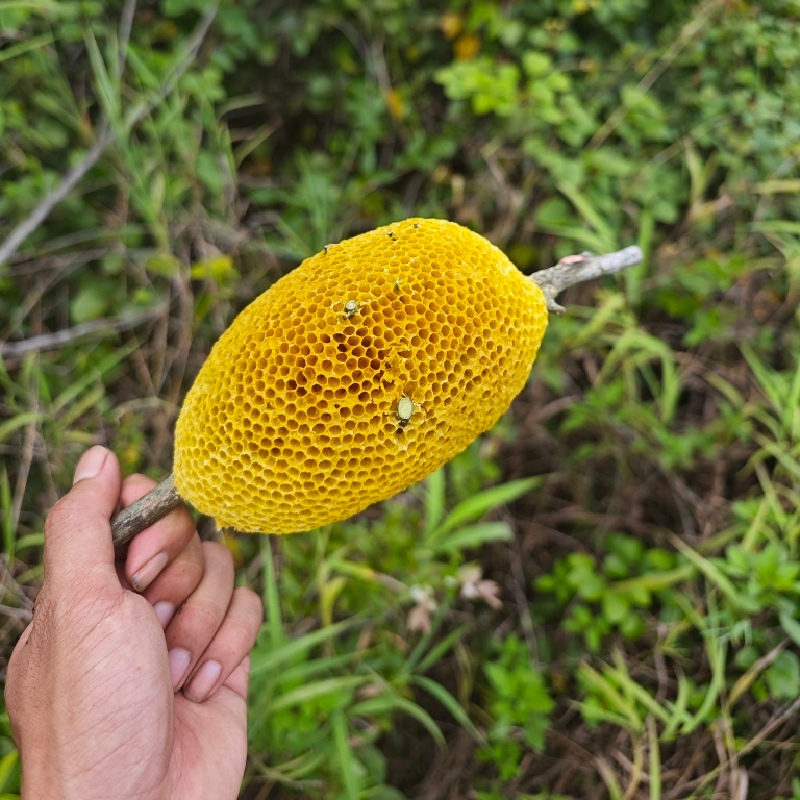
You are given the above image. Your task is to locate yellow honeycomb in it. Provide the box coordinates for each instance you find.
[174,218,548,533]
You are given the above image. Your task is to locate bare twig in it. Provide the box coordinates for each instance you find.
[531,245,644,313]
[0,2,219,270]
[685,694,800,797]
[11,416,37,535]
[111,474,181,547]
[0,604,33,624]
[0,301,169,358]
[0,127,114,269]
[117,0,137,76]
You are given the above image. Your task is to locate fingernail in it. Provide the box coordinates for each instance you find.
[154,601,175,629]
[168,648,191,690]
[185,660,222,703]
[131,552,169,592]
[73,446,109,485]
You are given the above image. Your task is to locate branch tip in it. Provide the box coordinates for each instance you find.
[531,245,643,312]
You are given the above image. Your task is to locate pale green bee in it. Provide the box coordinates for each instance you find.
[396,396,414,428]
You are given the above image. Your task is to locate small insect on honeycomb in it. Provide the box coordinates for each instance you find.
[173,218,548,533]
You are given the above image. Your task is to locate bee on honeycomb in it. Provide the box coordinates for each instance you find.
[174,219,547,534]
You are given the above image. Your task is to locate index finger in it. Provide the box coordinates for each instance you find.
[118,474,199,593]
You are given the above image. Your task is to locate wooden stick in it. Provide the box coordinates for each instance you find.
[111,474,181,547]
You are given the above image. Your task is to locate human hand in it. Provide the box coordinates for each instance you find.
[5,446,263,800]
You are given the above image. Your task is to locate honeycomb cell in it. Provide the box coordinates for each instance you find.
[174,218,548,534]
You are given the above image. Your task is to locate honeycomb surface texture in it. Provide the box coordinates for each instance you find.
[174,218,548,533]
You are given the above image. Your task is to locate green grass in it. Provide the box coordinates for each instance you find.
[2,0,800,797]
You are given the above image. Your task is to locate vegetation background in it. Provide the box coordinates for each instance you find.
[1,0,800,797]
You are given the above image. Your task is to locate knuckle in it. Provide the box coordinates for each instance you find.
[44,495,79,538]
[213,613,259,659]
[170,551,205,591]
[175,597,222,632]
[232,586,264,623]
[161,504,196,543]
[226,617,258,651]
[203,541,235,574]
[171,504,195,530]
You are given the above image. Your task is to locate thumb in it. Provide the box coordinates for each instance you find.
[43,446,122,590]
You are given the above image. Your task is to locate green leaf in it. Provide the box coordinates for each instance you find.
[261,536,283,646]
[351,694,445,746]
[601,590,630,624]
[522,51,551,78]
[0,0,62,12]
[424,468,446,534]
[779,610,800,649]
[1,469,13,559]
[69,285,109,324]
[0,412,44,446]
[557,181,616,252]
[428,477,541,544]
[669,535,743,611]
[249,619,353,675]
[52,344,137,412]
[191,254,235,282]
[268,675,367,711]
[766,651,800,700]
[432,521,512,554]
[0,32,54,64]
[522,714,550,751]
[575,573,605,602]
[411,675,485,744]
[83,27,120,125]
[411,621,468,677]
[196,150,226,194]
[0,749,18,792]
[724,545,751,575]
[146,253,183,278]
[331,709,360,800]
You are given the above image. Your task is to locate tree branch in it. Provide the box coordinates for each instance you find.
[531,246,643,313]
[111,474,181,547]
[0,302,169,359]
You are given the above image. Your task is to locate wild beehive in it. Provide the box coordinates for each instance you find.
[173,218,548,533]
